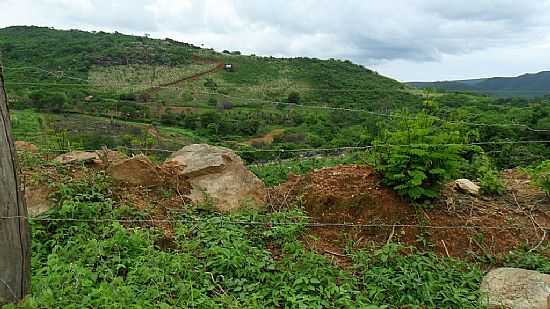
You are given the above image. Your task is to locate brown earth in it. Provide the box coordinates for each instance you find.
[269,165,550,262]
[245,129,285,146]
[144,60,224,96]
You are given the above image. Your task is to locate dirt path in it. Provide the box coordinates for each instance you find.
[245,128,285,146]
[144,60,224,96]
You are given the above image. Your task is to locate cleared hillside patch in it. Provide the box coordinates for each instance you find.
[88,63,218,94]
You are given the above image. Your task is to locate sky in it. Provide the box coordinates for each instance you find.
[1,0,549,82]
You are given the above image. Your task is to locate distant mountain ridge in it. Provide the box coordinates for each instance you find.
[409,71,550,97]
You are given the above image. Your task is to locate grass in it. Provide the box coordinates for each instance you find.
[249,151,369,186]
[3,152,548,308]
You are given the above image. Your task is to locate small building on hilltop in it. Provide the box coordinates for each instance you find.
[224,64,234,72]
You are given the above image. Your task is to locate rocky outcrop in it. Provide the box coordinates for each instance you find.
[164,144,265,212]
[109,155,162,186]
[54,151,99,164]
[455,179,480,196]
[15,141,39,153]
[480,268,550,309]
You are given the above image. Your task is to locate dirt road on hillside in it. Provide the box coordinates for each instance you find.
[144,60,224,96]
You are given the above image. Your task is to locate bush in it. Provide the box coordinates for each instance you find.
[373,114,465,201]
[478,169,505,195]
[28,90,68,112]
[207,97,217,106]
[287,91,301,104]
[204,78,217,90]
[526,160,550,196]
[461,152,505,195]
[119,93,137,101]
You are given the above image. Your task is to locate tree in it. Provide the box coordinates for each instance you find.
[29,90,68,112]
[287,91,301,104]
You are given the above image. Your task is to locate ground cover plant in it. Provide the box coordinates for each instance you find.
[5,159,548,308]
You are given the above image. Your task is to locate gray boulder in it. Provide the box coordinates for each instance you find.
[54,151,99,164]
[480,268,550,309]
[163,144,265,212]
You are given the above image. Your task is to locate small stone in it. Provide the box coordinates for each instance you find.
[455,179,480,196]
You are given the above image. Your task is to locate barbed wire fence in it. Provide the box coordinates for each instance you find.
[4,63,550,251]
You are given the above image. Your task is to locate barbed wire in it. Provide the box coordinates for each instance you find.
[16,140,550,156]
[5,79,550,132]
[1,215,548,230]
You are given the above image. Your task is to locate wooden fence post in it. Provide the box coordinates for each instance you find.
[0,64,31,305]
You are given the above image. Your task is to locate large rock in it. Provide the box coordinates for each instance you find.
[25,186,51,216]
[480,268,550,309]
[15,141,39,153]
[164,144,265,212]
[54,151,99,164]
[109,155,162,186]
[455,179,480,196]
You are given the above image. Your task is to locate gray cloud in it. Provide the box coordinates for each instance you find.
[1,0,549,80]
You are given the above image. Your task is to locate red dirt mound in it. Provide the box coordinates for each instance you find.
[269,165,415,224]
[270,165,550,261]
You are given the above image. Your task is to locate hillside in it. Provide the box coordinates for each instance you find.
[2,26,550,309]
[0,26,412,108]
[409,71,550,97]
[1,26,550,168]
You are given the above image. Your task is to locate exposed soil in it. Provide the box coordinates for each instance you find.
[22,151,549,264]
[144,60,224,96]
[245,128,285,146]
[269,165,550,262]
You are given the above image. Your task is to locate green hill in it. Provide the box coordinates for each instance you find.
[1,26,549,168]
[409,71,550,97]
[0,25,416,110]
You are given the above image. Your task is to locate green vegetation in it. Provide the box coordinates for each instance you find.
[2,24,550,309]
[6,164,547,309]
[250,151,367,187]
[526,160,550,196]
[2,26,549,201]
[372,114,465,201]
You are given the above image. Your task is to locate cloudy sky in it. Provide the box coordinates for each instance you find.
[1,0,549,81]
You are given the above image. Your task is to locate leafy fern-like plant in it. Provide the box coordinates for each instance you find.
[373,113,465,201]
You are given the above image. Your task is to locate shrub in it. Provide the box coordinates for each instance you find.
[287,91,301,104]
[119,93,137,101]
[527,160,550,196]
[461,152,505,195]
[478,169,505,195]
[373,114,465,201]
[204,78,217,90]
[28,90,68,112]
[207,97,217,106]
